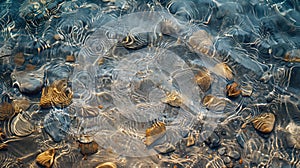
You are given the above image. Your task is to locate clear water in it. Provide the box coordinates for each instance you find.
[0,0,300,167]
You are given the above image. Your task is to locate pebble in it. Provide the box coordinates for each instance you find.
[12,99,31,113]
[218,147,226,155]
[0,102,15,121]
[0,143,8,150]
[154,143,176,154]
[252,113,275,133]
[65,55,75,62]
[227,150,240,160]
[186,134,195,147]
[40,79,73,108]
[188,29,214,55]
[161,91,182,107]
[79,140,99,158]
[11,68,44,94]
[194,67,212,92]
[202,94,226,112]
[13,52,25,66]
[284,49,300,62]
[145,122,166,146]
[204,132,220,149]
[223,156,231,164]
[226,82,241,97]
[36,148,55,168]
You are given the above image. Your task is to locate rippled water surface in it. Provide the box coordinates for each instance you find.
[0,0,300,167]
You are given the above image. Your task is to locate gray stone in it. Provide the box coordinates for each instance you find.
[218,147,226,155]
[154,143,175,154]
[228,150,240,160]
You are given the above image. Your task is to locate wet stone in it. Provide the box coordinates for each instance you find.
[194,67,212,92]
[40,79,73,108]
[223,156,231,164]
[65,55,75,62]
[154,143,176,154]
[252,113,275,133]
[43,109,72,142]
[218,147,226,155]
[227,150,240,160]
[13,52,25,66]
[79,140,99,157]
[36,148,55,168]
[11,68,44,94]
[204,132,220,149]
[145,122,166,146]
[162,91,183,107]
[226,82,241,97]
[0,102,14,121]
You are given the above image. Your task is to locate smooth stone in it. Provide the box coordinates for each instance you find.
[227,150,240,160]
[252,113,275,133]
[218,147,226,156]
[43,109,71,142]
[204,132,220,149]
[154,143,176,154]
[223,156,231,164]
[11,68,44,94]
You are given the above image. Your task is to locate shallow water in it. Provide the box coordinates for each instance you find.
[0,0,300,167]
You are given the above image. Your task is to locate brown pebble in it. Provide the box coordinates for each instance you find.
[40,79,73,108]
[79,140,99,158]
[12,99,31,113]
[162,91,183,107]
[98,105,103,109]
[66,55,75,62]
[98,58,105,65]
[145,122,166,146]
[186,134,195,147]
[252,113,275,133]
[25,64,36,71]
[0,143,8,150]
[226,82,241,97]
[0,102,15,121]
[53,34,63,41]
[194,68,212,92]
[36,148,55,168]
[239,158,243,164]
[13,52,25,66]
[284,49,300,62]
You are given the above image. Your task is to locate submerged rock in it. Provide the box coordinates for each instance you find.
[36,148,55,168]
[40,79,73,108]
[0,102,14,121]
[11,68,44,94]
[43,109,72,142]
[252,113,275,133]
[145,122,166,146]
[79,140,99,158]
[194,67,212,92]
